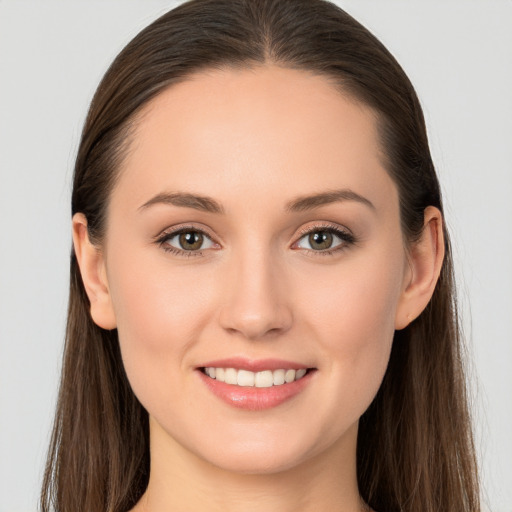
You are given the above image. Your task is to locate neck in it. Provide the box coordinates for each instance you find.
[133,417,366,512]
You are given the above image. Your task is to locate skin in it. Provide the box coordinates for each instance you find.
[73,65,444,512]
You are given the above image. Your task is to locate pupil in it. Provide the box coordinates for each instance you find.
[309,231,332,250]
[179,231,203,250]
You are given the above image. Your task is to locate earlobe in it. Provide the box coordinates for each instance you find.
[72,213,117,330]
[395,206,445,330]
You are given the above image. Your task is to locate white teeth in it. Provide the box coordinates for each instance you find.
[273,369,285,385]
[255,370,273,388]
[224,368,237,385]
[237,369,255,387]
[204,367,309,387]
[285,369,296,383]
[295,368,307,379]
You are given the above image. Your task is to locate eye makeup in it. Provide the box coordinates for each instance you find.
[154,223,219,258]
[153,221,357,258]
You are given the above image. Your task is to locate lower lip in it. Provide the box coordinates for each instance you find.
[197,369,315,411]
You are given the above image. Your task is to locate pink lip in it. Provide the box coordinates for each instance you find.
[199,357,311,372]
[196,359,316,411]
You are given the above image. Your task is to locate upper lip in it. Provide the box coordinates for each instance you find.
[198,357,312,372]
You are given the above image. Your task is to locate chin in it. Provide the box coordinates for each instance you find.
[204,446,312,475]
[182,424,338,477]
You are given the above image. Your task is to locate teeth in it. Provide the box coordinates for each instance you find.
[296,368,307,379]
[237,369,255,387]
[255,370,273,388]
[285,369,296,383]
[224,368,238,385]
[204,367,309,387]
[273,369,285,385]
[215,367,225,381]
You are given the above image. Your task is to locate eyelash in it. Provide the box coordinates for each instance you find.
[155,224,214,258]
[155,222,356,258]
[294,223,356,257]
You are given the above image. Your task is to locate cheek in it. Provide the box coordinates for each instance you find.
[108,232,220,338]
[300,250,404,410]
[105,250,217,405]
[306,249,403,343]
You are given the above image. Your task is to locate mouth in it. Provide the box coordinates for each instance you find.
[200,366,312,387]
[196,359,317,410]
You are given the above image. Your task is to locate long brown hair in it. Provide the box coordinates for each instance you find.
[41,1,480,511]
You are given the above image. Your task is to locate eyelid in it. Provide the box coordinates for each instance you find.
[294,221,353,239]
[154,221,355,257]
[154,223,221,256]
[154,223,219,243]
[291,221,356,255]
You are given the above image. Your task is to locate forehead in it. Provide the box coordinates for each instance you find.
[113,64,396,215]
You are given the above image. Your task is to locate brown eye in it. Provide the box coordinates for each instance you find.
[308,231,333,250]
[161,229,215,253]
[295,226,355,254]
[178,231,204,250]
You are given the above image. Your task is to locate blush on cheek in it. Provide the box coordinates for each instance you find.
[307,267,399,408]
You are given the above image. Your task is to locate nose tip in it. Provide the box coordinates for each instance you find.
[221,309,291,340]
[218,256,293,340]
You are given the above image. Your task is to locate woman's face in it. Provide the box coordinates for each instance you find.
[100,65,410,473]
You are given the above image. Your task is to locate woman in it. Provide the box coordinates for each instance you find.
[41,0,480,511]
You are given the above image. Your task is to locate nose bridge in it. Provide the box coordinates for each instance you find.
[218,240,292,340]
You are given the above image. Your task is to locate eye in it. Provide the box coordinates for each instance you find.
[157,227,217,255]
[294,225,355,255]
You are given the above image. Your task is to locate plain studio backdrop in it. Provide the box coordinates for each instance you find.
[0,1,511,511]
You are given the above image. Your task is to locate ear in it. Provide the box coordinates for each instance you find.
[72,213,117,330]
[395,206,445,330]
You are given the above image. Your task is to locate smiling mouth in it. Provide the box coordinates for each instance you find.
[200,367,314,387]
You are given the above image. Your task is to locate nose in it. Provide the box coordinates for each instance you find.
[218,248,293,341]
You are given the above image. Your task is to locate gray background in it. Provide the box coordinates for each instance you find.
[1,1,511,511]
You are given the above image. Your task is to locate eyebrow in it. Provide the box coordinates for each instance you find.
[139,192,225,214]
[138,188,375,214]
[285,189,375,213]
